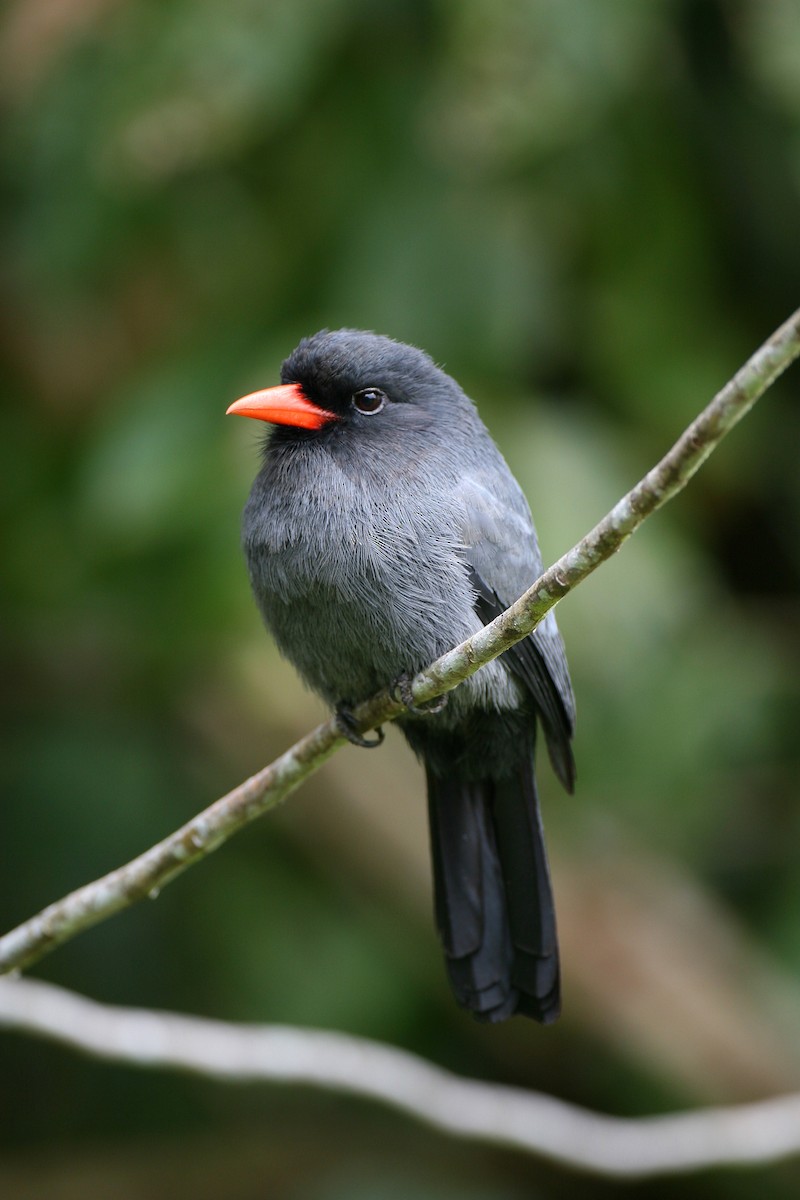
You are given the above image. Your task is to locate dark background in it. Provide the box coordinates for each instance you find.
[2,1,800,1196]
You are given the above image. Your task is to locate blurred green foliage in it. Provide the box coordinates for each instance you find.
[2,1,800,1196]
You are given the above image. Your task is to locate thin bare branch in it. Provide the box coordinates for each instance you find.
[1,308,799,976]
[2,975,800,1179]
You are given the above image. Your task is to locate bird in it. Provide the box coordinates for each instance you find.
[227,329,576,1023]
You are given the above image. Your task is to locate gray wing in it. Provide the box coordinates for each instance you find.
[456,472,576,792]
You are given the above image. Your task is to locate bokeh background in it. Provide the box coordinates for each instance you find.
[2,1,800,1197]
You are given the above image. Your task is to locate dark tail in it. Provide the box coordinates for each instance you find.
[425,754,559,1023]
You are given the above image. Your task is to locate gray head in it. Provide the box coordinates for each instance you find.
[282,329,454,412]
[228,329,479,444]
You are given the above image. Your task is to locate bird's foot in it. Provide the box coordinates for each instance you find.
[392,673,448,717]
[335,705,385,748]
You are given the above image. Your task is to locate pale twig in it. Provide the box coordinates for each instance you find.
[2,975,800,1179]
[1,308,799,976]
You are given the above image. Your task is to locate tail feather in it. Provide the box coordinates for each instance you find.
[425,755,560,1024]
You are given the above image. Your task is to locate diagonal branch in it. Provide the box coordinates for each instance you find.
[2,974,800,1179]
[1,308,799,976]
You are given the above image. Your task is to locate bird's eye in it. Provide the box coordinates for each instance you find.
[352,387,387,415]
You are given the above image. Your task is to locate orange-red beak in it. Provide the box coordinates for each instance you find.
[226,383,337,430]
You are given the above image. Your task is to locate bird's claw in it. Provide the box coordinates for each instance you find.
[392,673,448,717]
[335,706,385,748]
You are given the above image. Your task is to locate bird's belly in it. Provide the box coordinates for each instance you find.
[263,582,407,703]
[248,539,523,715]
